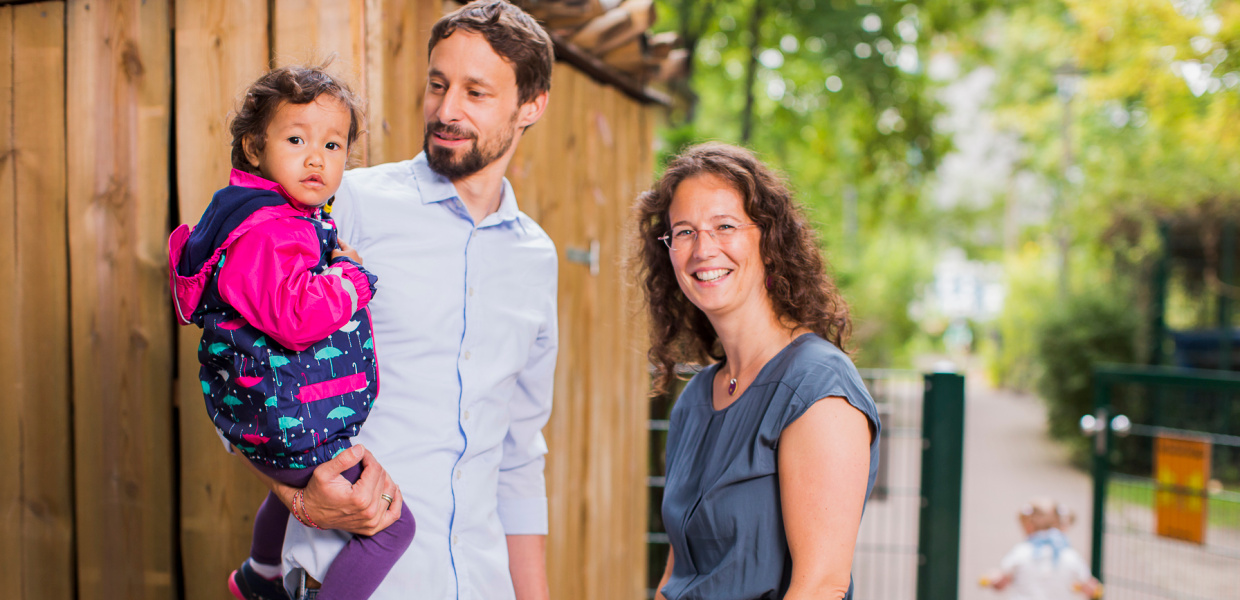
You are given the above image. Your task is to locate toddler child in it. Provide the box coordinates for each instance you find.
[167,64,413,600]
[981,498,1102,600]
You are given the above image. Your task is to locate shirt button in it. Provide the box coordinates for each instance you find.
[468,287,475,297]
[463,410,471,421]
[456,469,463,480]
[452,534,459,545]
[463,351,471,360]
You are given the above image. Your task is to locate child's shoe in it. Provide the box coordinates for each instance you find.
[228,559,290,600]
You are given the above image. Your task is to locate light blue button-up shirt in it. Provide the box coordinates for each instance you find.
[282,153,558,600]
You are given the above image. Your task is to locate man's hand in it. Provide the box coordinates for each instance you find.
[332,240,363,265]
[301,445,403,536]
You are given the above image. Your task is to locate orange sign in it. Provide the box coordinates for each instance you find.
[1154,435,1211,544]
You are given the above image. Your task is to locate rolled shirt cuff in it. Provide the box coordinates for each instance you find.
[497,496,549,535]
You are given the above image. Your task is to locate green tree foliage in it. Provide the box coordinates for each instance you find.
[1035,289,1137,451]
[652,0,1001,365]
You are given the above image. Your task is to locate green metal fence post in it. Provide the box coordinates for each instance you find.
[1089,373,1111,581]
[916,372,965,600]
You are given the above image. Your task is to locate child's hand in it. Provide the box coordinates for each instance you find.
[332,240,363,265]
[1076,577,1103,599]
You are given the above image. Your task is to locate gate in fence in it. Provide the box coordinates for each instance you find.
[1084,365,1240,600]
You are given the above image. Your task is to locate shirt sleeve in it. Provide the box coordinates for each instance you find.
[217,218,370,351]
[496,274,558,535]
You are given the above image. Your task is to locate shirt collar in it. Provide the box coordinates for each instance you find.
[411,152,520,227]
[228,168,317,215]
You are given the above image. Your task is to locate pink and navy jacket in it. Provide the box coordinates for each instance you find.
[168,170,379,469]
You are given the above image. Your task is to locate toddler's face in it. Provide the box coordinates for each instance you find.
[246,95,351,207]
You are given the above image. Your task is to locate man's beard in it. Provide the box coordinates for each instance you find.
[423,117,517,180]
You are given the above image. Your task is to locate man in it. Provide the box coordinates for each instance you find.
[243,2,557,599]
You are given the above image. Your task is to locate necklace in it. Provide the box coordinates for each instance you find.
[727,378,738,395]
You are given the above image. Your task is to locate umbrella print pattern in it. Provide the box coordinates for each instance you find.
[191,216,379,470]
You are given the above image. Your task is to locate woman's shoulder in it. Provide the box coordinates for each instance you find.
[776,334,863,389]
[771,334,878,420]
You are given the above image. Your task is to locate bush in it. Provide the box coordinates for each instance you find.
[1035,289,1138,442]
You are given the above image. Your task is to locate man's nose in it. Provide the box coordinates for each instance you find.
[436,88,464,123]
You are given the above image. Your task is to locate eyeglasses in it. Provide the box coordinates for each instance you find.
[658,223,760,251]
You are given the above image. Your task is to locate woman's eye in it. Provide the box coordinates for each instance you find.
[717,223,737,231]
[673,229,694,238]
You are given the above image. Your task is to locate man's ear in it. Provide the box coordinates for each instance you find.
[242,134,262,169]
[516,90,550,130]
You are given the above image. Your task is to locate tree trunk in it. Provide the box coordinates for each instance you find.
[740,0,764,144]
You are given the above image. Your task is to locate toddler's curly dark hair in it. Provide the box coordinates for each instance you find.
[230,61,364,175]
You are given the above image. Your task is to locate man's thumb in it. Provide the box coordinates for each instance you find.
[320,444,364,476]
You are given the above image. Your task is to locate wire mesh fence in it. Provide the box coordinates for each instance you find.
[1095,371,1240,600]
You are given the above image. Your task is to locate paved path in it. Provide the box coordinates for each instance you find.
[958,373,1094,600]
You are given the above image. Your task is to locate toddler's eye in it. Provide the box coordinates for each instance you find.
[287,136,303,145]
[326,142,341,150]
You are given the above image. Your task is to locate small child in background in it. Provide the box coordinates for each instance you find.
[168,63,413,600]
[981,498,1103,600]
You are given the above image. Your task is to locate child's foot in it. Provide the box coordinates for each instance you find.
[228,559,290,600]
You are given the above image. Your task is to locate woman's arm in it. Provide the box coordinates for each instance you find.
[239,444,404,536]
[778,396,872,600]
[654,547,674,600]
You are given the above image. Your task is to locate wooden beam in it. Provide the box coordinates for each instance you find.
[551,31,669,106]
[6,4,74,600]
[66,0,176,597]
[0,7,20,595]
[173,3,271,599]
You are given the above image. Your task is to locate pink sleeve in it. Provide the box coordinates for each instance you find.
[217,218,361,351]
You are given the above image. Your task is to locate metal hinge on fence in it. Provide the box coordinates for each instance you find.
[566,240,600,276]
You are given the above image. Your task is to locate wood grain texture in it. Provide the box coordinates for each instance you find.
[0,8,19,595]
[173,3,271,598]
[9,4,74,600]
[508,66,653,600]
[363,0,441,165]
[65,0,175,597]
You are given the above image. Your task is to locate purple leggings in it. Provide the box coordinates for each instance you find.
[252,461,415,600]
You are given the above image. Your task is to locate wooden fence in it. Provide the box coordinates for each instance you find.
[1,1,653,599]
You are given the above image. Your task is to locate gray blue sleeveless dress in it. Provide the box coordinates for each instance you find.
[660,333,881,600]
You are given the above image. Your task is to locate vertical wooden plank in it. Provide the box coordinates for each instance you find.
[8,3,74,600]
[174,3,271,598]
[66,0,175,597]
[271,0,368,165]
[0,5,20,596]
[364,0,442,165]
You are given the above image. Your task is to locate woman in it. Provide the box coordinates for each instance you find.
[634,143,880,600]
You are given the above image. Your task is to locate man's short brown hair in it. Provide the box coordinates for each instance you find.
[429,0,554,106]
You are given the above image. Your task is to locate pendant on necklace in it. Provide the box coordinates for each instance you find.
[728,378,737,395]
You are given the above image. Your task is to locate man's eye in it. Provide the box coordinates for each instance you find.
[429,82,445,92]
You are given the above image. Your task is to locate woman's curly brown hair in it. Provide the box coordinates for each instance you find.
[633,142,851,395]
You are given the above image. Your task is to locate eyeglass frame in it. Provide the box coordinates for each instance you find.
[657,223,761,251]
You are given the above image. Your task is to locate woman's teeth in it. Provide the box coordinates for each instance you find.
[695,269,730,282]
